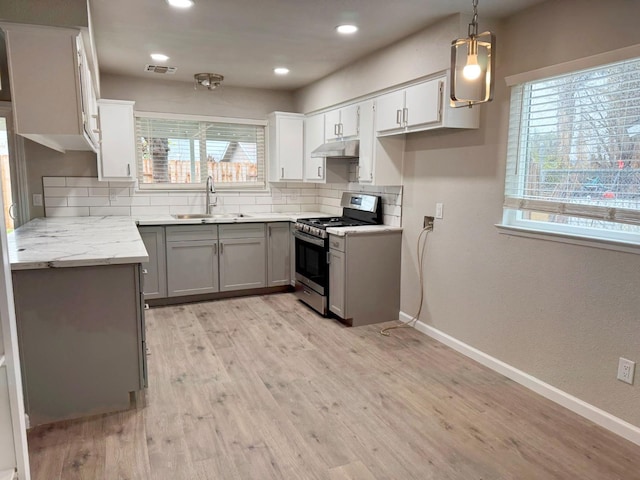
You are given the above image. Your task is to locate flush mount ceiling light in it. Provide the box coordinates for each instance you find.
[450,0,495,108]
[194,73,224,90]
[274,67,290,75]
[167,0,194,8]
[150,53,169,62]
[336,24,358,35]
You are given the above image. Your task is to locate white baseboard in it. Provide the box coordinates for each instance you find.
[399,311,640,447]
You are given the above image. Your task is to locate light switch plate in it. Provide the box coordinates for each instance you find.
[33,194,43,207]
[435,203,444,219]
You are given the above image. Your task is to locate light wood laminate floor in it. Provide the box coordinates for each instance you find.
[28,293,640,479]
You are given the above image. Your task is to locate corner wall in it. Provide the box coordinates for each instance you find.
[296,0,640,428]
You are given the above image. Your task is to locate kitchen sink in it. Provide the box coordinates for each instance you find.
[171,213,248,220]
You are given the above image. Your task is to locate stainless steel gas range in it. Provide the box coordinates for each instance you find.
[292,192,382,315]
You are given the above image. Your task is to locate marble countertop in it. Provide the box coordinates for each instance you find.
[134,211,327,226]
[326,225,403,237]
[8,217,149,270]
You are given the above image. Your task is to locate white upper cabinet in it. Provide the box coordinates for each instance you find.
[96,100,136,181]
[304,113,326,182]
[358,100,404,186]
[375,73,479,136]
[3,24,98,153]
[268,112,304,182]
[324,104,359,142]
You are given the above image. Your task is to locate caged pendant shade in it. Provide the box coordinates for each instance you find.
[450,0,495,108]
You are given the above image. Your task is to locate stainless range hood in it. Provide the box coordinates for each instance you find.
[311,139,359,158]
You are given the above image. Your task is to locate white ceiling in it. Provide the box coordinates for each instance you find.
[90,0,545,91]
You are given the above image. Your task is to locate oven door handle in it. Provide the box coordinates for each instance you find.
[292,229,326,248]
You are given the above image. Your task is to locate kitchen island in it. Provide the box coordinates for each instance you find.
[8,217,149,426]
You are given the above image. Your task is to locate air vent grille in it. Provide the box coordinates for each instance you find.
[144,64,177,74]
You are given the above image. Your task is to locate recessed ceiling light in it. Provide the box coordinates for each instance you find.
[274,67,290,75]
[336,24,358,35]
[167,0,194,8]
[150,53,169,62]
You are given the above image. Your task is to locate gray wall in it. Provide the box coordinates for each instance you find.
[296,0,640,427]
[100,74,295,120]
[0,0,88,28]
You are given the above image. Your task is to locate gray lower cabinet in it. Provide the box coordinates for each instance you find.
[328,248,346,317]
[166,225,219,297]
[267,222,291,287]
[219,223,266,292]
[328,231,401,327]
[12,264,145,426]
[138,226,167,299]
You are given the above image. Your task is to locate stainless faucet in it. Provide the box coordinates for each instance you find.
[205,175,217,214]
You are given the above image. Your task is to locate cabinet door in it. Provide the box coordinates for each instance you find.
[267,223,290,286]
[375,90,405,133]
[340,104,360,139]
[219,238,266,292]
[166,240,219,296]
[404,79,442,128]
[304,114,326,182]
[138,226,167,299]
[328,249,346,318]
[324,109,341,142]
[357,100,375,183]
[277,115,304,181]
[98,100,136,180]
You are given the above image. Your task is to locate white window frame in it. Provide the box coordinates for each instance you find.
[499,44,640,252]
[134,111,268,192]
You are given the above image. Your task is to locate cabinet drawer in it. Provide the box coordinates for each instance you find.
[166,225,218,242]
[329,235,346,252]
[219,223,265,239]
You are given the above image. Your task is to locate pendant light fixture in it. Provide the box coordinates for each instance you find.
[450,0,495,108]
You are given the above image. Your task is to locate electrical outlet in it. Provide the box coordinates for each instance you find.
[617,357,635,385]
[33,194,43,207]
[423,216,434,230]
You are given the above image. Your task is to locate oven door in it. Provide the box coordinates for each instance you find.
[293,230,328,295]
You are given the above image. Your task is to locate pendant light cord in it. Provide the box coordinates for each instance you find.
[380,226,431,337]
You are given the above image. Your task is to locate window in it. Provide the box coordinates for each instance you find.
[135,113,266,190]
[503,56,640,245]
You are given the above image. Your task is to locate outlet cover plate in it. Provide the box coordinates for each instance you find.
[617,357,635,385]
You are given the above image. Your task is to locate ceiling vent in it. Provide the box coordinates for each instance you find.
[144,64,177,74]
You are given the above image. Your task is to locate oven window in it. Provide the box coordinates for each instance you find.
[295,238,327,290]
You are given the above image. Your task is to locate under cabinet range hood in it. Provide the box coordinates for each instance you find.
[311,139,359,158]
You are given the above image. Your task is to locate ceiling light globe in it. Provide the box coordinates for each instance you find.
[463,55,482,80]
[336,25,358,35]
[274,67,290,75]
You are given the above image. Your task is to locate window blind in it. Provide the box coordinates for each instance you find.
[504,56,640,227]
[135,115,266,188]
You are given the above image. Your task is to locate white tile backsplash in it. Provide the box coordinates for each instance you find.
[42,176,403,226]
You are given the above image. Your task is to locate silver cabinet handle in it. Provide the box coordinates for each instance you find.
[339,123,343,136]
[303,289,311,296]
[396,109,402,126]
[326,252,331,264]
[281,167,284,178]
[403,107,409,125]
[317,166,322,178]
[334,124,339,136]
[92,129,101,134]
[268,226,272,238]
[127,164,131,176]
[142,269,148,274]
[214,243,218,255]
[220,243,224,255]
